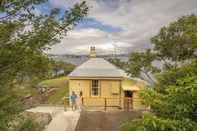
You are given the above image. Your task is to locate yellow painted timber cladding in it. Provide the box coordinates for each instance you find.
[132,92,146,110]
[68,78,146,110]
[69,79,90,97]
[69,79,121,107]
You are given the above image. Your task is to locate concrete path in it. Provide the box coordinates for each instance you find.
[26,106,80,131]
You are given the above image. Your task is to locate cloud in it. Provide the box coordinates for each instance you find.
[66,28,107,39]
[48,28,132,54]
[48,0,197,54]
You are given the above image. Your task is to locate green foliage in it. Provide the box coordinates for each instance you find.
[17,119,43,131]
[122,67,197,130]
[156,59,197,92]
[38,76,69,104]
[122,14,197,131]
[47,86,69,105]
[62,63,75,76]
[0,0,88,83]
[39,76,68,89]
[142,74,197,120]
[122,114,197,131]
[151,14,197,69]
[127,49,159,83]
[108,58,127,70]
[0,0,47,15]
[50,61,75,77]
[0,0,88,130]
[0,93,23,131]
[126,14,197,83]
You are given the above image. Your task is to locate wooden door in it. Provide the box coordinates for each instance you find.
[124,91,133,111]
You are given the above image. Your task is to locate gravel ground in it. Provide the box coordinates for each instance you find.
[75,111,142,131]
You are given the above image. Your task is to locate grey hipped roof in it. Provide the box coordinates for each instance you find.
[68,58,128,78]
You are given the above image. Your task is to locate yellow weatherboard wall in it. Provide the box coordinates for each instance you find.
[68,78,146,109]
[69,79,122,107]
[69,79,90,98]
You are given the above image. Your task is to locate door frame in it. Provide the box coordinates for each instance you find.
[123,90,133,110]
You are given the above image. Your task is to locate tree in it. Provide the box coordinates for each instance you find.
[108,58,127,70]
[122,59,197,131]
[127,49,159,84]
[151,14,197,69]
[126,14,197,85]
[50,61,75,77]
[0,0,88,130]
[122,15,197,131]
[155,59,197,92]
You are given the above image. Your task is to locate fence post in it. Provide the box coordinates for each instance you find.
[104,98,107,111]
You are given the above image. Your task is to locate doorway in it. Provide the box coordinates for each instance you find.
[124,91,133,97]
[124,91,133,110]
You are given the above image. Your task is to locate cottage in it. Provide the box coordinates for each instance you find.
[68,47,147,110]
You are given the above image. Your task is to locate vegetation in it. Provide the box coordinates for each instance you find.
[0,0,88,130]
[108,58,127,70]
[39,76,68,89]
[39,76,69,104]
[17,119,43,131]
[50,61,75,77]
[9,76,69,106]
[122,14,197,131]
[47,85,69,104]
[151,14,197,69]
[127,49,159,83]
[126,15,197,81]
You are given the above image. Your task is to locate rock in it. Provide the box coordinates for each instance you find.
[8,112,52,131]
[24,93,32,99]
[38,87,47,94]
[48,88,57,93]
[23,112,52,126]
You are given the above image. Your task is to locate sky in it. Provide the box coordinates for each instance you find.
[43,0,197,55]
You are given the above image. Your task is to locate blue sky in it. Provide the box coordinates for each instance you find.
[36,1,123,33]
[36,0,197,55]
[75,18,123,33]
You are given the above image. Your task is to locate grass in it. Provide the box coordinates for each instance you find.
[47,86,69,104]
[39,76,69,105]
[39,76,68,89]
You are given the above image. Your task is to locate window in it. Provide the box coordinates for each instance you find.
[91,80,99,96]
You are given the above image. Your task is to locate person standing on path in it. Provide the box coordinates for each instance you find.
[70,91,77,111]
[78,91,83,111]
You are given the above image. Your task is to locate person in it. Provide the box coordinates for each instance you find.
[70,91,77,111]
[78,91,83,111]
